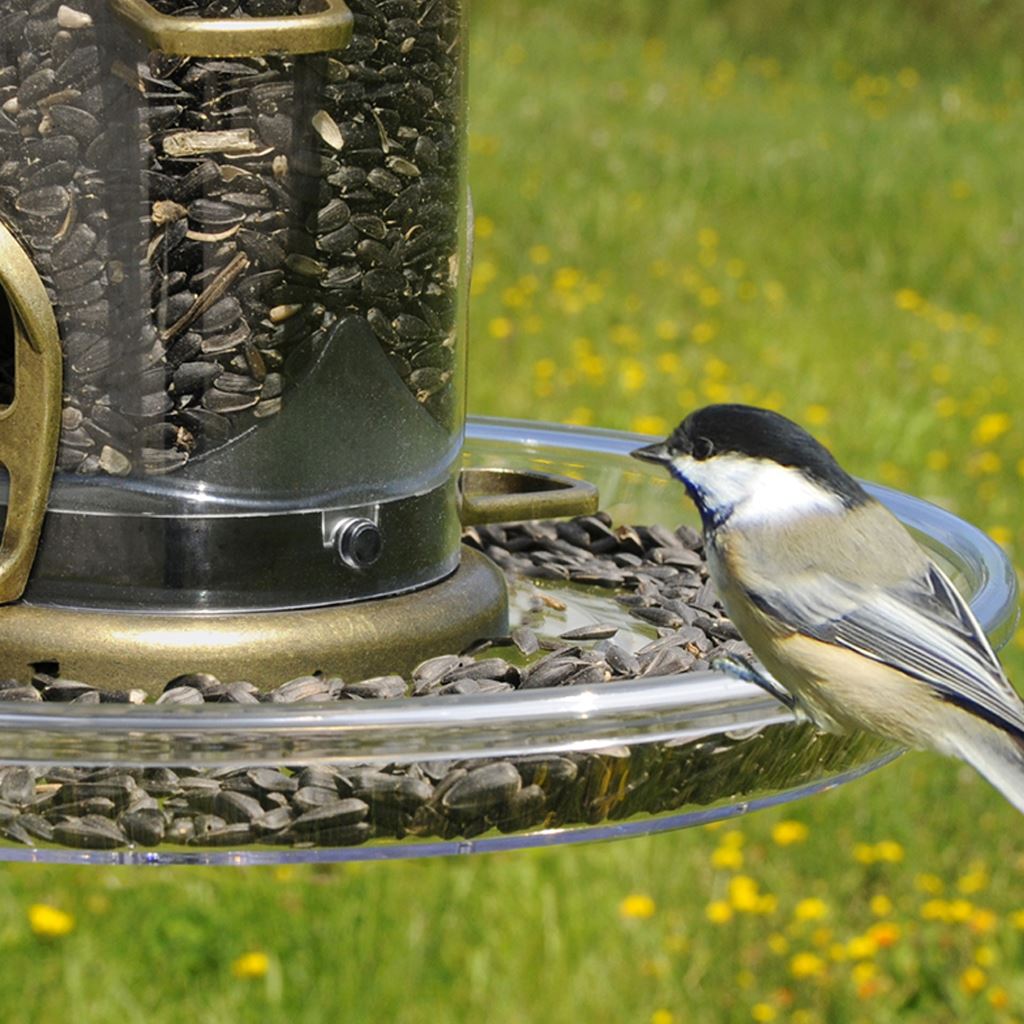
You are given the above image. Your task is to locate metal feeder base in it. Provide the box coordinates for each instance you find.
[0,547,507,692]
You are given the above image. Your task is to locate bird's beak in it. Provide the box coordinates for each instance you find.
[630,441,673,466]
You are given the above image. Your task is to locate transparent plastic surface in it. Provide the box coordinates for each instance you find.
[0,0,466,514]
[0,419,1015,863]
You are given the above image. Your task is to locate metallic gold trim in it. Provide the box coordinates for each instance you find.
[108,0,353,57]
[0,547,508,692]
[0,224,62,604]
[458,467,599,525]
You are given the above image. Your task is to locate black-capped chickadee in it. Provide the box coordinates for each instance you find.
[632,403,1024,812]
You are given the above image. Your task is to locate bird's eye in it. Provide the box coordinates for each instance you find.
[692,436,714,460]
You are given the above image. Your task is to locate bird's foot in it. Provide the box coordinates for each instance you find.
[709,652,804,718]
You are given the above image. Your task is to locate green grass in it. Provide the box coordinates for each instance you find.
[7,2,1024,1022]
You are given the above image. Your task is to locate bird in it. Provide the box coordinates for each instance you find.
[631,402,1024,812]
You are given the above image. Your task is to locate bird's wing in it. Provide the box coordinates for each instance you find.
[746,561,1024,734]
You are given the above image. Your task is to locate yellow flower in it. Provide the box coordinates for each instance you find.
[488,317,513,340]
[1010,908,1024,929]
[915,872,943,895]
[934,395,958,418]
[697,228,719,249]
[970,908,998,934]
[751,1003,777,1022]
[656,319,680,341]
[553,266,582,292]
[988,986,1009,1009]
[650,1011,675,1024]
[988,526,1012,548]
[866,921,900,948]
[958,866,989,894]
[232,951,270,979]
[620,358,647,393]
[474,214,495,239]
[729,875,761,912]
[768,933,789,956]
[975,945,996,967]
[869,894,893,917]
[28,903,74,938]
[698,285,721,308]
[960,965,987,995]
[711,845,744,871]
[973,412,1011,445]
[564,407,593,427]
[631,415,669,437]
[874,840,904,863]
[846,934,878,960]
[528,244,551,265]
[897,67,920,90]
[656,352,680,375]
[852,962,876,985]
[772,820,808,846]
[793,898,828,922]
[789,952,825,980]
[803,405,829,427]
[706,900,733,924]
[619,893,656,920]
[853,843,876,865]
[925,449,950,472]
[691,321,718,345]
[894,288,924,311]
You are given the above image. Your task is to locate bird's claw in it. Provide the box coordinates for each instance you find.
[709,652,802,716]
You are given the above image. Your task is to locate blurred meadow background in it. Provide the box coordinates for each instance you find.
[8,0,1024,1021]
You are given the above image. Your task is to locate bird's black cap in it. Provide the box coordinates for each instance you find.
[633,404,870,507]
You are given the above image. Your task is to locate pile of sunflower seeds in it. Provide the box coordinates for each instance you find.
[0,0,462,478]
[0,513,885,854]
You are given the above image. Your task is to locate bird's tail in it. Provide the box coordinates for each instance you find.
[947,721,1024,814]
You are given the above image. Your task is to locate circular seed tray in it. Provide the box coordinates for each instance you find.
[0,418,1015,864]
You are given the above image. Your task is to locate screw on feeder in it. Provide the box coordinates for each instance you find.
[331,517,383,570]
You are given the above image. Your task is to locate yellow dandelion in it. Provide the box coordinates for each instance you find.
[656,319,680,342]
[474,214,495,239]
[656,352,680,375]
[755,894,778,915]
[28,904,74,939]
[789,952,825,980]
[772,820,808,846]
[925,449,950,472]
[803,404,830,427]
[793,898,829,922]
[988,986,1009,1009]
[231,951,270,979]
[488,317,513,340]
[975,945,996,967]
[853,842,876,865]
[691,321,717,345]
[969,452,1002,476]
[1010,908,1024,929]
[721,829,745,848]
[619,893,656,920]
[553,266,582,292]
[751,1003,777,1022]
[989,527,1013,548]
[915,872,943,895]
[711,845,744,871]
[768,933,789,956]
[631,415,669,436]
[564,406,593,426]
[874,840,904,863]
[947,898,974,922]
[970,908,998,934]
[650,1011,675,1024]
[866,921,900,948]
[706,900,733,924]
[934,395,958,418]
[727,875,766,913]
[960,965,987,995]
[528,244,551,265]
[620,359,647,393]
[897,67,920,90]
[920,898,949,921]
[958,866,989,895]
[846,934,878,960]
[852,962,876,986]
[894,288,924,311]
[973,412,1011,445]
[697,227,719,249]
[869,894,893,917]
